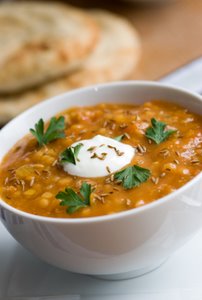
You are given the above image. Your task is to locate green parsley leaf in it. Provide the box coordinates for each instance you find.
[56,182,92,214]
[114,165,151,189]
[30,116,65,146]
[114,134,125,142]
[60,143,83,165]
[79,182,91,206]
[145,118,176,144]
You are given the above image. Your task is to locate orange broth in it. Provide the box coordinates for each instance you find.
[0,101,201,218]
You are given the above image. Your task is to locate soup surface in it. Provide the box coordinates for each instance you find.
[0,101,201,218]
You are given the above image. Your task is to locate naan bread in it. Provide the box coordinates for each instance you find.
[0,10,141,124]
[0,2,98,94]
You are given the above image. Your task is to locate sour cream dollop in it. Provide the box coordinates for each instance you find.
[63,135,135,178]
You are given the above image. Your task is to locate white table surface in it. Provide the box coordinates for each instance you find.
[1,221,202,300]
[1,58,202,300]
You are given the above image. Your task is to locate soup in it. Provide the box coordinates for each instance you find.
[0,101,201,218]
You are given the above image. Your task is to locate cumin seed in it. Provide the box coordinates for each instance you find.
[87,146,97,152]
[51,159,58,167]
[103,119,116,130]
[94,194,105,203]
[137,144,147,154]
[94,194,102,200]
[4,177,9,185]
[151,177,159,185]
[191,159,200,165]
[103,120,108,127]
[124,133,131,139]
[100,193,109,197]
[117,151,124,156]
[34,170,40,176]
[174,159,180,165]
[9,176,17,182]
[115,180,122,185]
[91,152,107,160]
[125,199,132,206]
[176,131,183,138]
[105,178,111,183]
[69,134,75,139]
[126,110,136,116]
[20,180,25,191]
[8,168,15,174]
[16,179,21,185]
[107,145,124,156]
[30,177,35,187]
[110,174,114,182]
[119,123,128,129]
[42,169,50,174]
[111,123,116,130]
[101,152,107,156]
[106,166,111,174]
[109,121,116,130]
[175,151,180,157]
[80,129,87,134]
[160,148,170,157]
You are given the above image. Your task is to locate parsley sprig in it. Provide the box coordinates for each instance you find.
[30,116,65,146]
[114,134,125,142]
[60,143,83,165]
[145,118,176,144]
[56,182,92,214]
[114,165,151,189]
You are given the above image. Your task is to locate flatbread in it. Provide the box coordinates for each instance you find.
[0,2,98,94]
[0,10,141,124]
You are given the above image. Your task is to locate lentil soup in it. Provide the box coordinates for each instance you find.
[0,101,201,218]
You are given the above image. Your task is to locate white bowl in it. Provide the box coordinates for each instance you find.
[0,81,202,280]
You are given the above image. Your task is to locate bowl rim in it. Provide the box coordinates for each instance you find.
[0,80,201,224]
